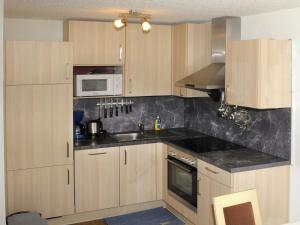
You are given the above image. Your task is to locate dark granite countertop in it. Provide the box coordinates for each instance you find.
[74,128,206,150]
[74,128,290,173]
[166,141,290,173]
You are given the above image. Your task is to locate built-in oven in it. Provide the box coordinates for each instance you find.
[167,148,198,211]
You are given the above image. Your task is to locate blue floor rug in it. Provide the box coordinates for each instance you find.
[104,207,184,225]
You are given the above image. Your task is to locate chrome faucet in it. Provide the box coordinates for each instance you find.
[138,123,145,135]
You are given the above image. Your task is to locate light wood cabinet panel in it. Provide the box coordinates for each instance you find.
[65,20,125,65]
[197,174,231,225]
[226,39,291,109]
[197,158,289,225]
[120,144,157,206]
[5,41,72,85]
[7,165,74,218]
[6,84,73,170]
[75,147,120,213]
[172,23,211,97]
[125,24,172,96]
[52,84,73,165]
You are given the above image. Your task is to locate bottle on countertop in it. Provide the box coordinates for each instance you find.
[154,115,161,131]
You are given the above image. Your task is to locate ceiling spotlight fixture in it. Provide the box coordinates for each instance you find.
[141,18,151,33]
[114,10,151,33]
[114,18,126,29]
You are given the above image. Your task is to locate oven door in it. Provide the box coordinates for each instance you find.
[75,74,114,96]
[168,156,197,209]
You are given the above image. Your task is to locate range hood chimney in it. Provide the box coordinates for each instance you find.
[176,17,241,100]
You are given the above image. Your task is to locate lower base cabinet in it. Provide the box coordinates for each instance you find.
[75,147,120,213]
[197,174,231,225]
[120,144,157,206]
[7,165,74,218]
[196,159,289,225]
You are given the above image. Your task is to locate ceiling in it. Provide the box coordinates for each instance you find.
[4,0,300,23]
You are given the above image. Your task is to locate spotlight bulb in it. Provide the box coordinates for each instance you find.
[114,19,126,29]
[141,19,151,33]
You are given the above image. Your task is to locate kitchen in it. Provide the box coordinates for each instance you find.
[1,1,300,225]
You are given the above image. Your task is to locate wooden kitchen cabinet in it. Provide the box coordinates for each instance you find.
[125,24,172,96]
[5,41,72,85]
[75,147,120,213]
[120,144,157,206]
[197,174,231,225]
[65,20,125,65]
[172,23,211,97]
[7,165,74,218]
[226,39,292,109]
[196,159,289,225]
[6,84,73,170]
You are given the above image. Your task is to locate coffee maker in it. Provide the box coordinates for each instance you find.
[73,111,86,139]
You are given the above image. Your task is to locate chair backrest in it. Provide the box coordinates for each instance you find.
[213,189,262,225]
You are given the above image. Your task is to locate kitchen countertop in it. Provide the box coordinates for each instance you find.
[74,128,290,173]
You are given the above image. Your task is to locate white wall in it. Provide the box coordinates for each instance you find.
[242,8,300,222]
[4,18,63,41]
[0,0,6,224]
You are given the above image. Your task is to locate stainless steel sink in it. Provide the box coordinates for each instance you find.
[111,132,146,142]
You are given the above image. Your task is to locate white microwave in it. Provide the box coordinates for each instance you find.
[74,74,123,97]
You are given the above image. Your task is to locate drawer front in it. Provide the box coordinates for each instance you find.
[198,160,232,187]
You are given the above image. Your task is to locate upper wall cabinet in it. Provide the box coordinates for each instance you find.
[226,39,292,109]
[65,20,125,65]
[125,24,172,96]
[172,23,211,97]
[5,41,73,85]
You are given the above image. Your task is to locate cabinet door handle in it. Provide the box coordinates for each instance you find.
[67,142,70,158]
[205,167,219,174]
[67,169,70,185]
[65,62,70,80]
[119,45,123,61]
[88,152,107,156]
[124,150,127,165]
[197,179,201,196]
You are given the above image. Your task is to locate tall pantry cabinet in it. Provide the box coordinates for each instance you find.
[5,41,74,218]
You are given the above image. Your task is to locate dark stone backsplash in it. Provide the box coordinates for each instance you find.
[184,98,291,160]
[73,96,185,133]
[74,96,291,160]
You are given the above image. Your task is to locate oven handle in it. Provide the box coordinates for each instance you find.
[167,159,192,173]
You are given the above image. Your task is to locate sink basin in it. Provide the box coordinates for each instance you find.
[111,132,146,142]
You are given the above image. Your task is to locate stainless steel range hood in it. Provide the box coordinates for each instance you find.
[176,17,241,91]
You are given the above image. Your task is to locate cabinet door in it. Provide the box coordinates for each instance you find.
[5,41,72,85]
[120,144,157,206]
[226,39,291,109]
[66,20,125,65]
[125,24,172,96]
[172,23,211,98]
[6,84,72,170]
[7,165,74,218]
[75,147,120,213]
[52,84,73,165]
[197,174,231,225]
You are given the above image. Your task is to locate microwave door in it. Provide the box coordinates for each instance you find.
[78,75,114,96]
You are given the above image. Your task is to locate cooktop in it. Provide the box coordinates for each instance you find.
[169,136,244,153]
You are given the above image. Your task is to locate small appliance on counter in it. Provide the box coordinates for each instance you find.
[74,111,86,139]
[86,118,106,137]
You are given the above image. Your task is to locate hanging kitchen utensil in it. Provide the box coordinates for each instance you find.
[115,99,119,117]
[125,99,129,114]
[104,99,108,118]
[129,100,133,112]
[109,98,113,117]
[121,99,124,113]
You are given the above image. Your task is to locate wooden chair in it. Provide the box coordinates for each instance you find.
[213,189,262,225]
